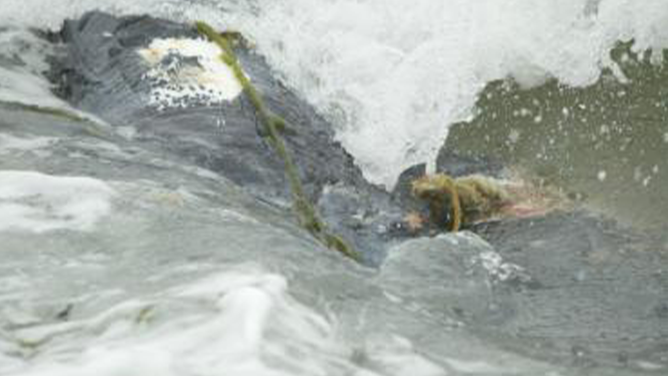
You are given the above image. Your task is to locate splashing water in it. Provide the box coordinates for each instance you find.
[1,1,668,375]
[198,0,668,186]
[2,0,668,185]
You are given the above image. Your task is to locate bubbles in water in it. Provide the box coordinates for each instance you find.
[0,170,115,233]
[206,0,668,187]
[3,0,668,187]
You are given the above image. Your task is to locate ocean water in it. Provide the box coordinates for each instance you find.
[1,1,668,375]
[3,0,668,186]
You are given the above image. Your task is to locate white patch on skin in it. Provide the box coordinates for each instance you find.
[138,38,244,111]
[0,170,115,233]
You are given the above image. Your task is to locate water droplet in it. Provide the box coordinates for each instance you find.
[597,170,607,181]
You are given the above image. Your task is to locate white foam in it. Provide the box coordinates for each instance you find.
[6,263,454,376]
[476,250,530,283]
[0,0,174,29]
[0,65,72,110]
[11,269,339,376]
[0,28,105,124]
[359,334,445,376]
[207,0,668,187]
[3,0,668,187]
[0,171,115,233]
[0,28,74,110]
[0,134,57,154]
[138,38,244,111]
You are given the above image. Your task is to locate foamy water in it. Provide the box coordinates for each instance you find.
[1,1,668,375]
[0,171,114,232]
[203,0,668,186]
[8,268,350,376]
[2,0,668,185]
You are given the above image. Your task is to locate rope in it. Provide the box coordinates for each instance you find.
[195,22,360,261]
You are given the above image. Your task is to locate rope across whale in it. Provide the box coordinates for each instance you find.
[195,22,360,261]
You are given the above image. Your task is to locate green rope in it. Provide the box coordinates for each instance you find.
[0,100,92,122]
[195,22,360,261]
[0,100,114,141]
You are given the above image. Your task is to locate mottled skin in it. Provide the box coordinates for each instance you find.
[411,173,508,232]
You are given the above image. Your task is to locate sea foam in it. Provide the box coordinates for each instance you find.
[0,171,115,233]
[201,0,668,187]
[1,0,667,186]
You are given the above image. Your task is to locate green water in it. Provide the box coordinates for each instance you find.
[445,43,668,232]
